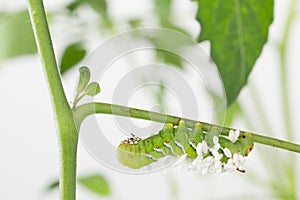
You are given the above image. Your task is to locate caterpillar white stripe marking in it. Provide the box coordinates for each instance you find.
[189,141,197,149]
[164,142,176,155]
[154,147,166,155]
[145,153,158,161]
[174,140,185,153]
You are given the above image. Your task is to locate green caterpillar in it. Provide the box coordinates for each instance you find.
[117,120,254,171]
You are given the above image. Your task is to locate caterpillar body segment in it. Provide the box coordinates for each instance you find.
[173,120,189,153]
[117,120,254,171]
[185,123,204,158]
[218,132,254,156]
[159,123,181,156]
[204,126,221,147]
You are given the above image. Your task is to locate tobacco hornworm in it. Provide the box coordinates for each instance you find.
[117,120,254,172]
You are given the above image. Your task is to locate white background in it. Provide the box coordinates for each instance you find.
[0,0,300,199]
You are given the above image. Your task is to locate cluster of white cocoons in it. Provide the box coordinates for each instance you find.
[172,130,247,174]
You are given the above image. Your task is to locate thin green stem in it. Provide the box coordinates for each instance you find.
[74,102,300,154]
[27,1,78,199]
[72,93,85,109]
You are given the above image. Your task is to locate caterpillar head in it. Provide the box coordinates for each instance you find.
[117,135,142,169]
[239,132,254,156]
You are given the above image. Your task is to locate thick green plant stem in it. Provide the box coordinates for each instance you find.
[74,102,300,154]
[27,1,78,199]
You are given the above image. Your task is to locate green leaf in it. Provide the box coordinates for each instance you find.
[0,10,37,61]
[78,175,110,196]
[66,0,113,31]
[46,180,59,191]
[146,32,192,69]
[84,82,101,96]
[77,66,90,94]
[154,0,172,24]
[85,0,108,17]
[60,43,86,74]
[45,174,110,196]
[66,0,84,12]
[86,0,113,30]
[156,49,183,69]
[67,0,107,15]
[195,0,274,105]
[151,0,191,68]
[128,19,142,29]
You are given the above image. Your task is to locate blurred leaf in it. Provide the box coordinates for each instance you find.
[60,43,86,74]
[195,0,274,105]
[166,174,179,200]
[78,175,110,196]
[0,10,37,61]
[85,0,107,17]
[152,0,191,68]
[156,49,183,68]
[46,174,110,196]
[147,34,191,69]
[46,180,59,191]
[154,0,172,23]
[76,66,90,94]
[67,0,113,30]
[84,82,100,96]
[67,0,83,12]
[154,0,189,35]
[128,19,142,29]
[67,0,107,15]
[154,81,166,111]
[86,0,113,30]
